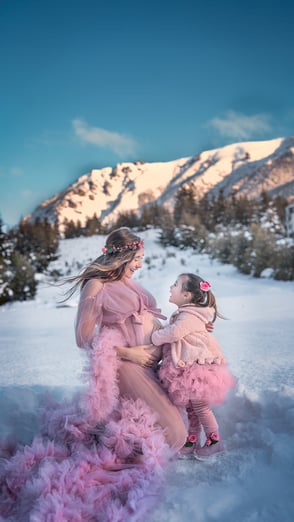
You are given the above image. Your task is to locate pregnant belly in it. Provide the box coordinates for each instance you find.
[142,311,163,362]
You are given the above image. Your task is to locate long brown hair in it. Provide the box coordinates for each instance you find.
[180,273,224,321]
[62,227,143,300]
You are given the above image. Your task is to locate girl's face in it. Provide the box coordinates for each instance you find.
[169,276,191,306]
[123,248,144,279]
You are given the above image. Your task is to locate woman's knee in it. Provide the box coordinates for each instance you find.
[165,417,187,450]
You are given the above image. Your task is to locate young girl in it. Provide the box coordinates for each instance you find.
[151,273,236,458]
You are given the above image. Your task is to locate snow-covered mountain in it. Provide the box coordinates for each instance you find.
[25,136,294,230]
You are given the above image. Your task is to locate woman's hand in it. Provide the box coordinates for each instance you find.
[205,321,214,333]
[114,344,158,367]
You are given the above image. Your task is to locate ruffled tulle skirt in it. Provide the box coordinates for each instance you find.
[158,349,236,407]
[0,327,174,522]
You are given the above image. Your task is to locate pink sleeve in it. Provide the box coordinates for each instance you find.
[151,314,189,346]
[75,280,103,349]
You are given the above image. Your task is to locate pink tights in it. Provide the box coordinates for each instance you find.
[187,400,219,440]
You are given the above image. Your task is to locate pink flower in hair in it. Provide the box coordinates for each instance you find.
[200,281,211,292]
[102,247,107,254]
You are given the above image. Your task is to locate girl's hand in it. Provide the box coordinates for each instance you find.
[114,344,158,367]
[205,321,214,333]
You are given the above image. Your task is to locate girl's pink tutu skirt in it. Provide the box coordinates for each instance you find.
[158,349,236,407]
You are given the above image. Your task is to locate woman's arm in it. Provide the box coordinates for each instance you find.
[75,279,103,348]
[114,344,158,367]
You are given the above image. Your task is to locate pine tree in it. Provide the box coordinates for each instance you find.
[233,194,254,225]
[85,214,102,236]
[249,224,277,277]
[139,203,168,229]
[258,190,271,216]
[198,194,215,231]
[173,184,198,226]
[158,209,178,247]
[64,219,78,239]
[13,218,59,271]
[273,195,288,225]
[229,232,252,274]
[0,217,38,304]
[273,245,294,280]
[113,211,140,229]
[0,217,14,304]
[212,189,227,225]
[9,251,37,301]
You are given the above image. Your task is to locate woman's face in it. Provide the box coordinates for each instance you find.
[123,248,144,279]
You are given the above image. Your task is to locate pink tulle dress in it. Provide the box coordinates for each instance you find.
[75,277,187,450]
[0,278,188,521]
[151,305,236,408]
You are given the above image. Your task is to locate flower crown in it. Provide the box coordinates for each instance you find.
[102,239,144,255]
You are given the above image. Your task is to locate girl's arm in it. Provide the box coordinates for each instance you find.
[152,315,214,344]
[151,313,192,346]
[206,321,214,333]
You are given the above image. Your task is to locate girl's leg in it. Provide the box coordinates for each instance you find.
[178,401,201,458]
[190,399,219,437]
[187,401,202,442]
[190,399,224,457]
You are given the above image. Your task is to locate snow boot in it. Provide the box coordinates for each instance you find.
[178,434,200,460]
[194,432,225,459]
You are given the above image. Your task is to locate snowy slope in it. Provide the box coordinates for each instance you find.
[0,230,293,521]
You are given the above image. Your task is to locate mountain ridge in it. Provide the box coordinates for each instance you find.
[25,136,294,231]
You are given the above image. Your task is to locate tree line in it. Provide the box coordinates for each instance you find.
[0,185,293,305]
[0,218,59,304]
[157,187,293,281]
[111,187,293,281]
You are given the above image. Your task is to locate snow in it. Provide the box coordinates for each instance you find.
[0,229,293,521]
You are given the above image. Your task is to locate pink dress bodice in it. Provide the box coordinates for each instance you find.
[75,278,166,351]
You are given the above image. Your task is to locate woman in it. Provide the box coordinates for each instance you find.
[1,227,188,521]
[73,226,187,451]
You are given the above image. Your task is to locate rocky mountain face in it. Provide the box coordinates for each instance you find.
[25,136,294,231]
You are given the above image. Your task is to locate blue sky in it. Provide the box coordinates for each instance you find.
[1,0,294,228]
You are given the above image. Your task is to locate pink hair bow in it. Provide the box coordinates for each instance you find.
[200,281,211,292]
